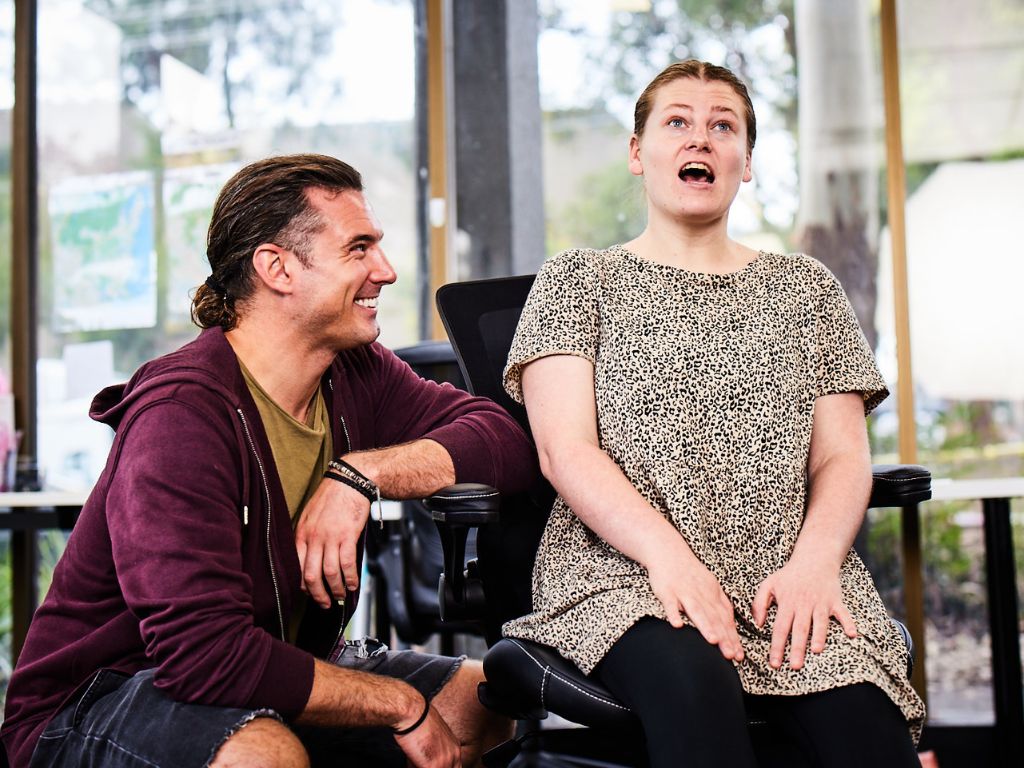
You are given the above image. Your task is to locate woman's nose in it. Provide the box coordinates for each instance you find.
[686,126,710,151]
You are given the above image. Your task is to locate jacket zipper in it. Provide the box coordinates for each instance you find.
[328,378,354,654]
[237,408,286,641]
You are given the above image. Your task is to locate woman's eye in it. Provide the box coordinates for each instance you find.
[668,117,685,128]
[713,121,733,132]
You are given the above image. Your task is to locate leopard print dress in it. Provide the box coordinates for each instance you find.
[502,245,925,738]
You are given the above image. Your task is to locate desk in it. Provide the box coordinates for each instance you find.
[929,478,1024,764]
[0,492,88,660]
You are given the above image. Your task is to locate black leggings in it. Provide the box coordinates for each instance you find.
[593,618,920,768]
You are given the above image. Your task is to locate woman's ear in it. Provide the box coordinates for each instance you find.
[628,134,644,177]
[742,151,753,183]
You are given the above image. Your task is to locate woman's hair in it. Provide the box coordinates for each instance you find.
[633,60,756,154]
[191,154,363,330]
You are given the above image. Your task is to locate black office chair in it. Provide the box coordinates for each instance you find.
[428,274,932,768]
[363,340,487,652]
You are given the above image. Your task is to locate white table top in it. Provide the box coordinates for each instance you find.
[0,491,406,521]
[930,476,1024,503]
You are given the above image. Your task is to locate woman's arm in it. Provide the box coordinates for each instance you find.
[522,354,744,662]
[751,391,870,670]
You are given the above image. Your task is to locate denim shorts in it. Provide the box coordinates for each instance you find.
[30,639,465,768]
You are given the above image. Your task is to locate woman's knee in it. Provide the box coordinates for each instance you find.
[210,717,309,768]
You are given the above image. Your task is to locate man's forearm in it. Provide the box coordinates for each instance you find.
[342,438,456,500]
[296,659,423,729]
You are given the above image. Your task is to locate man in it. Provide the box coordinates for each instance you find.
[1,155,537,768]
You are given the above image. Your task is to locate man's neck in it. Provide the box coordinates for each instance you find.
[225,320,334,423]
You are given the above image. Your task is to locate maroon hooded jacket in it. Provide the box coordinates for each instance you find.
[1,327,536,768]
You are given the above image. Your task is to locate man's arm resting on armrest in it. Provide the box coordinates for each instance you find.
[296,439,455,607]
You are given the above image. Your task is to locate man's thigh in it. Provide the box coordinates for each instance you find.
[31,668,280,768]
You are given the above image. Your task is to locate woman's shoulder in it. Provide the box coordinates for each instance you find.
[543,245,623,271]
[756,251,840,289]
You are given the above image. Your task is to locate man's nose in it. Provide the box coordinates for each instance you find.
[371,249,397,284]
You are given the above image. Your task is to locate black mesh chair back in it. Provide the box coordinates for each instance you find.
[436,275,552,643]
[435,275,536,436]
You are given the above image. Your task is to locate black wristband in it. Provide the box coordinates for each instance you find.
[330,457,373,484]
[323,470,376,503]
[392,695,431,736]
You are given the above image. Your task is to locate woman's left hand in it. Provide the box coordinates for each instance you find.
[751,555,857,670]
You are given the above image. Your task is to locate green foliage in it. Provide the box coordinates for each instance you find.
[547,162,646,253]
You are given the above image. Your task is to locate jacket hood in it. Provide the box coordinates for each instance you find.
[90,328,244,431]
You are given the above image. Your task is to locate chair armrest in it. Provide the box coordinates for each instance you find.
[423,484,500,622]
[869,464,931,508]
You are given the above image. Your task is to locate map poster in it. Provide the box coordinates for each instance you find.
[49,170,156,332]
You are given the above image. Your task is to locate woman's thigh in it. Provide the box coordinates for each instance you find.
[593,618,757,768]
[752,682,919,768]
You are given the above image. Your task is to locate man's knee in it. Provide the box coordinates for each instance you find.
[432,660,514,764]
[210,717,309,768]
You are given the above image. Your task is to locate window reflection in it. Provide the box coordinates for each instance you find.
[37,0,420,491]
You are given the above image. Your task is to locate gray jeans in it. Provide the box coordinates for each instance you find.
[31,640,465,768]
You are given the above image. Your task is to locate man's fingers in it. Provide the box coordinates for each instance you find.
[303,543,330,608]
[339,546,359,594]
[322,547,345,603]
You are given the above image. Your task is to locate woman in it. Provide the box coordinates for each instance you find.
[502,60,924,767]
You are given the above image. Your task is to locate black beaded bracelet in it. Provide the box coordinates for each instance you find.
[392,695,431,736]
[323,470,377,503]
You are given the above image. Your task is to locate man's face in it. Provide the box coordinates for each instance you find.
[295,188,397,351]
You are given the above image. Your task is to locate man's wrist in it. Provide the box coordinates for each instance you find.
[391,684,429,733]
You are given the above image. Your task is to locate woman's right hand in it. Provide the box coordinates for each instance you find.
[645,544,744,662]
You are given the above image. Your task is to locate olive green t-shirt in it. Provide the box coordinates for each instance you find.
[240,363,333,523]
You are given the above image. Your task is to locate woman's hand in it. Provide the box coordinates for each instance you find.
[751,554,857,670]
[646,544,745,662]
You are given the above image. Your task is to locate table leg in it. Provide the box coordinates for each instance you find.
[10,529,38,663]
[982,497,1023,764]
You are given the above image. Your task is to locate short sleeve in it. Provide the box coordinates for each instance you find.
[813,265,889,414]
[503,249,600,403]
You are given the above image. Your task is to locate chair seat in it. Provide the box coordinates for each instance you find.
[481,619,915,732]
[480,637,638,729]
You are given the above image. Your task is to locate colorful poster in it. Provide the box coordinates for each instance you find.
[49,171,156,332]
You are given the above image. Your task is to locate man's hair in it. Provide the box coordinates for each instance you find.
[633,60,757,154]
[191,154,363,330]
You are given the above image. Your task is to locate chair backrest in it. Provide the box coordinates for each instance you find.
[436,275,550,642]
[436,275,536,436]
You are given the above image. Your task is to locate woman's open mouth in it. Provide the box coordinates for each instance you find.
[678,162,715,184]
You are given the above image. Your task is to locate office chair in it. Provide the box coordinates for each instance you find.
[429,274,932,767]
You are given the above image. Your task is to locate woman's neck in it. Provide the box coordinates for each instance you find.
[623,218,757,275]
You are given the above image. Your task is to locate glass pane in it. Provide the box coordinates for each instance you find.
[36,0,420,493]
[538,0,904,595]
[878,0,1024,479]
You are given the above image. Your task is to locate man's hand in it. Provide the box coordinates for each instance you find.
[393,704,462,768]
[295,477,370,608]
[646,545,744,662]
[751,554,857,670]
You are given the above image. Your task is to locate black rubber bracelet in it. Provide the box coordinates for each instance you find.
[392,695,431,736]
[323,470,376,503]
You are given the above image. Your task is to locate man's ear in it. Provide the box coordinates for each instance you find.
[628,134,644,177]
[251,243,296,295]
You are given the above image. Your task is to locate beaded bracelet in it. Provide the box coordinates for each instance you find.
[324,459,385,529]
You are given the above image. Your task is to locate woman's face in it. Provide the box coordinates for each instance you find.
[629,77,752,227]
